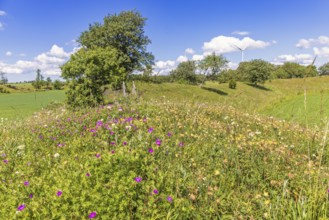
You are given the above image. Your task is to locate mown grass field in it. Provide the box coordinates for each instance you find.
[0,90,65,120]
[1,77,329,219]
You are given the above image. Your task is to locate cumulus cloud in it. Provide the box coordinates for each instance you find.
[152,60,176,75]
[185,48,195,55]
[0,44,73,75]
[176,55,188,63]
[192,54,204,61]
[232,31,250,36]
[203,35,271,55]
[0,11,6,16]
[5,51,12,56]
[273,53,314,65]
[296,36,329,49]
[313,47,329,57]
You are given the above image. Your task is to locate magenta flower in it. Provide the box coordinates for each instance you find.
[24,181,29,186]
[57,191,62,197]
[179,142,184,147]
[17,204,26,211]
[111,150,115,154]
[148,148,154,154]
[29,194,33,199]
[95,153,101,158]
[3,159,8,164]
[89,211,97,218]
[167,132,172,137]
[167,196,173,202]
[110,141,115,145]
[86,173,91,177]
[134,177,142,183]
[110,131,115,135]
[155,139,162,146]
[153,189,159,194]
[148,127,154,133]
[123,141,127,145]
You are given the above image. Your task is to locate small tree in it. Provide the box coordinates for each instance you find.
[32,69,43,89]
[319,62,329,76]
[198,53,228,84]
[0,72,8,84]
[170,60,198,85]
[53,80,63,90]
[239,59,274,85]
[46,77,52,88]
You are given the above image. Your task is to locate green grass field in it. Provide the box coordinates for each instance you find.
[0,90,65,120]
[1,78,329,218]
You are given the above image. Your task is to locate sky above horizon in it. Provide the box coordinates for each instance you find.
[0,0,329,82]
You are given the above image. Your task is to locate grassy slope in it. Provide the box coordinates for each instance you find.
[133,76,329,125]
[0,90,65,120]
[1,78,329,218]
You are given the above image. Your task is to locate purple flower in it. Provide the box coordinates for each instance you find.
[96,120,103,127]
[17,204,26,211]
[111,150,115,154]
[134,177,142,183]
[57,143,65,147]
[95,153,101,158]
[57,191,62,197]
[86,173,91,177]
[167,132,172,137]
[24,181,29,186]
[110,141,115,145]
[153,189,159,194]
[1,153,6,157]
[88,211,97,219]
[123,141,127,146]
[148,127,154,133]
[110,131,115,135]
[29,194,33,199]
[179,142,184,147]
[167,196,173,202]
[155,139,162,146]
[3,159,8,164]
[90,129,97,133]
[148,148,154,154]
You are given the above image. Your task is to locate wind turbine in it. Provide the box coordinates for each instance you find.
[233,45,248,62]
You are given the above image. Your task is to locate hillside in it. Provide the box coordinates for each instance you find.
[1,77,329,218]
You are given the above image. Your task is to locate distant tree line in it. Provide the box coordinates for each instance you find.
[32,69,64,90]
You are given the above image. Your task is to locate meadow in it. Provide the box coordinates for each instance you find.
[1,77,329,219]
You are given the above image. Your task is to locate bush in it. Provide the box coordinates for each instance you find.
[228,79,237,89]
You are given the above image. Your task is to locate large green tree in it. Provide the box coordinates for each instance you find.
[319,62,329,76]
[170,61,198,85]
[78,10,154,73]
[237,59,274,85]
[198,52,228,83]
[61,10,154,107]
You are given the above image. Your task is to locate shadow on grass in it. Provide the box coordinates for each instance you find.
[201,86,228,96]
[245,83,272,91]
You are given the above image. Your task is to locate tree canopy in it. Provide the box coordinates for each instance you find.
[61,10,154,107]
[199,53,228,82]
[319,62,329,76]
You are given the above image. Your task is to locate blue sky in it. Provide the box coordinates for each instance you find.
[0,0,329,82]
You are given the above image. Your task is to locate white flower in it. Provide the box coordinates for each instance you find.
[17,145,25,150]
[54,153,60,158]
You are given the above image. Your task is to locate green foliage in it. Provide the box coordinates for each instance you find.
[61,47,128,107]
[199,52,228,83]
[280,62,318,78]
[318,62,329,76]
[170,60,199,85]
[0,72,8,84]
[228,79,237,89]
[237,59,274,85]
[53,80,63,90]
[32,69,44,90]
[78,10,154,73]
[218,69,238,83]
[62,10,154,108]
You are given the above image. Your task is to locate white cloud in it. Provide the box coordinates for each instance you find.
[296,36,329,49]
[192,54,204,61]
[313,47,329,57]
[0,44,73,75]
[0,11,6,16]
[5,51,12,56]
[232,31,250,36]
[227,62,239,70]
[185,48,195,55]
[202,35,271,55]
[176,55,188,63]
[0,22,3,30]
[273,53,314,65]
[152,60,176,75]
